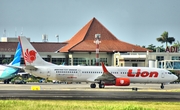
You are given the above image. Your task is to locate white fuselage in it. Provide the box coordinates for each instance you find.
[0,65,18,80]
[25,65,177,84]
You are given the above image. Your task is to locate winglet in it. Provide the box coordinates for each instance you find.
[101,62,108,73]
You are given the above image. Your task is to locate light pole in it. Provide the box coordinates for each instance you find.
[56,35,59,42]
[94,34,101,66]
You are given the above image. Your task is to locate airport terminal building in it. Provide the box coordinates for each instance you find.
[0,18,180,71]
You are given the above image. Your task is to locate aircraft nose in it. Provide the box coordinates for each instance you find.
[174,75,178,80]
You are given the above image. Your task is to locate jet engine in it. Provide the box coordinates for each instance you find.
[115,78,130,86]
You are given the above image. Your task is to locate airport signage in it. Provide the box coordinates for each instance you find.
[166,46,178,53]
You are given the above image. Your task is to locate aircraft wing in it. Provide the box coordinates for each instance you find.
[25,65,38,70]
[87,76,100,82]
[94,62,116,81]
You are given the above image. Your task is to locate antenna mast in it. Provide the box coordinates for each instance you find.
[3,29,6,37]
[56,35,59,42]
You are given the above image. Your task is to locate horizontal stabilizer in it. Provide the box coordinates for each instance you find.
[25,65,38,70]
[4,65,22,69]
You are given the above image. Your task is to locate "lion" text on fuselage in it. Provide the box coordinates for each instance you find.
[127,69,158,78]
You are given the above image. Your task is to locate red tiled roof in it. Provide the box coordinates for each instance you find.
[71,40,148,52]
[60,18,94,52]
[0,42,67,52]
[59,17,151,52]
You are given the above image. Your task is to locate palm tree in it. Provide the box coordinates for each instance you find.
[173,40,180,47]
[156,31,175,47]
[173,40,180,52]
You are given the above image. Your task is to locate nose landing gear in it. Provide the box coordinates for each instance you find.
[160,83,164,89]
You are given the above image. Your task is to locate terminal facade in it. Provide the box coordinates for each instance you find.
[0,18,180,72]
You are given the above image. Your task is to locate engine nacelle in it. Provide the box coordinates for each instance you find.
[115,78,130,86]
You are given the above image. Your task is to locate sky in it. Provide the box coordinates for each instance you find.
[0,0,180,47]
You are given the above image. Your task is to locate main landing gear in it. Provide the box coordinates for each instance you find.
[90,82,105,88]
[4,79,10,84]
[161,83,164,89]
[132,88,138,91]
[99,83,105,88]
[90,83,96,88]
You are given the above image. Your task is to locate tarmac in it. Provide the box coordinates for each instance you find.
[0,82,180,101]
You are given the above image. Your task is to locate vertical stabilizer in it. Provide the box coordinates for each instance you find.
[9,42,22,66]
[0,42,22,79]
[19,36,54,66]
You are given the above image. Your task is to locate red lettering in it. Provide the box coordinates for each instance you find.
[127,69,158,78]
[127,69,134,77]
[149,72,158,77]
[171,46,175,52]
[166,46,178,53]
[166,46,170,52]
[141,71,149,77]
[135,69,141,77]
[175,46,178,52]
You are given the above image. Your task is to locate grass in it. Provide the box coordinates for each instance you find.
[0,100,180,110]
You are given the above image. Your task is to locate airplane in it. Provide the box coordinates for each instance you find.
[0,42,22,84]
[19,36,178,90]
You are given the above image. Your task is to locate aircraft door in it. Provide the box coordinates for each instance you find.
[161,70,165,78]
[78,69,81,76]
[47,68,51,77]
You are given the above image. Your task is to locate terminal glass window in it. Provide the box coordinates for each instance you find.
[73,58,87,65]
[52,58,66,65]
[132,63,138,67]
[91,59,93,65]
[43,58,50,62]
[172,56,180,60]
[156,56,164,61]
[115,58,118,66]
[158,62,164,68]
[100,58,107,65]
[69,58,72,65]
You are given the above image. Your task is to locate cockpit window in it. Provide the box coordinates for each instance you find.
[168,72,172,75]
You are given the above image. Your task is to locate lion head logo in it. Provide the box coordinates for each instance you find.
[24,49,37,63]
[120,80,124,84]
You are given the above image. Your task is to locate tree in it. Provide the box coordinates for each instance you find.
[156,31,175,47]
[173,40,180,48]
[1,58,13,64]
[146,44,156,52]
[156,45,165,52]
[2,59,8,64]
[173,40,180,52]
[142,45,146,48]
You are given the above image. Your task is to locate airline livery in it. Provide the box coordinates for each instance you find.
[19,36,178,90]
[0,42,22,84]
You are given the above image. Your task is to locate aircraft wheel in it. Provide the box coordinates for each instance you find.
[135,88,138,91]
[132,88,138,91]
[161,83,164,89]
[90,84,96,88]
[4,80,7,84]
[99,83,105,88]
